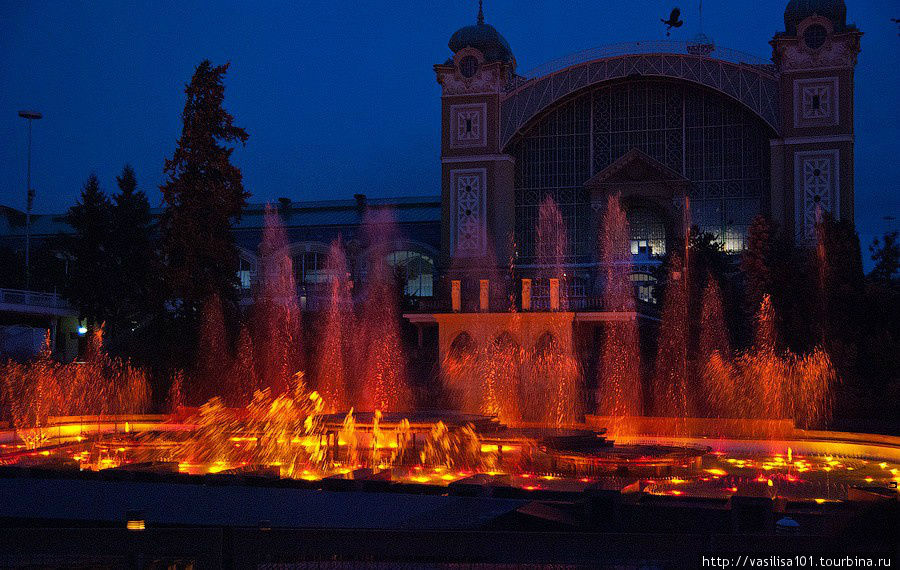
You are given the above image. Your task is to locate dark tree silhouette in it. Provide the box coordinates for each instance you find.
[160,60,249,332]
[740,215,777,317]
[64,174,114,328]
[870,231,899,282]
[107,164,160,341]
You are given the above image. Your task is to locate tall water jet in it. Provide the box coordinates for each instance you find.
[754,294,777,352]
[521,196,579,425]
[194,294,232,405]
[742,295,788,420]
[698,273,733,417]
[698,273,731,363]
[652,255,689,418]
[316,238,355,413]
[228,325,258,406]
[596,193,642,432]
[479,331,522,424]
[443,235,516,417]
[444,332,480,412]
[357,208,409,411]
[537,196,568,311]
[255,205,303,396]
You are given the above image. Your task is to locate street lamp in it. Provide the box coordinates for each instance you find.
[18,110,42,289]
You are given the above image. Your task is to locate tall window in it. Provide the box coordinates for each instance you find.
[237,256,256,290]
[386,250,434,298]
[628,207,667,258]
[293,249,327,285]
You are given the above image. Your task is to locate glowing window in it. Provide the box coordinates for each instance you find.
[629,272,658,304]
[236,256,256,290]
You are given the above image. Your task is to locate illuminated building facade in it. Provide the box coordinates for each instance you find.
[0,1,861,359]
[436,0,860,309]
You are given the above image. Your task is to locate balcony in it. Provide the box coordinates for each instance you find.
[0,288,76,318]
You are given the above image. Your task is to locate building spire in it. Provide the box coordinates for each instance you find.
[699,0,704,35]
[477,0,484,25]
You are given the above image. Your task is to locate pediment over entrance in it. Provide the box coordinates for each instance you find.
[585,148,688,246]
[584,148,689,204]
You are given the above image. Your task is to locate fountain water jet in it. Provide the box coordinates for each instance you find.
[520,197,580,425]
[537,196,568,311]
[0,329,150,442]
[698,273,733,417]
[356,208,410,411]
[254,205,303,396]
[228,325,258,406]
[653,255,690,420]
[596,193,642,433]
[479,331,522,424]
[442,235,520,419]
[194,294,232,405]
[316,238,355,413]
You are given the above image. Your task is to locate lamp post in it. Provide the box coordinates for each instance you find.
[18,110,42,289]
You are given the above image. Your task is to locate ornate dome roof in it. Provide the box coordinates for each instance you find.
[448,2,515,68]
[784,0,848,34]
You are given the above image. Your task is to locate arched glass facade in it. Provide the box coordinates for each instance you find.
[510,79,771,263]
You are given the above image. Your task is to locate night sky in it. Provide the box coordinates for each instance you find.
[1,1,897,259]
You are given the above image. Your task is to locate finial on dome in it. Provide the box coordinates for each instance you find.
[477,0,484,25]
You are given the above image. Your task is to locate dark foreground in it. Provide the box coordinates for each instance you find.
[0,467,896,568]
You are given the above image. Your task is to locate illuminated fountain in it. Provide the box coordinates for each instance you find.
[698,273,734,418]
[356,208,410,412]
[315,238,354,413]
[0,329,150,447]
[0,202,896,512]
[521,196,580,426]
[595,193,643,434]
[254,204,304,397]
[652,254,690,420]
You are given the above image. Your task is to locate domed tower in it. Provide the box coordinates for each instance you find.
[770,0,861,245]
[434,1,517,269]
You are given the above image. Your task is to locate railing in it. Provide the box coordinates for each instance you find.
[506,40,776,91]
[0,288,73,314]
[404,294,659,315]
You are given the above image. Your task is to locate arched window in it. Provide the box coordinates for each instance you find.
[386,250,435,298]
[511,79,770,260]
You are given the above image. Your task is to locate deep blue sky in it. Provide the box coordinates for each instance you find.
[1,0,897,256]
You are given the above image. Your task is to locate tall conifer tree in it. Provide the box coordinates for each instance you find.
[108,164,158,338]
[65,174,113,328]
[160,60,249,329]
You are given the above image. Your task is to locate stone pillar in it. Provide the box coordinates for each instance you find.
[521,278,532,311]
[451,280,461,312]
[549,278,560,311]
